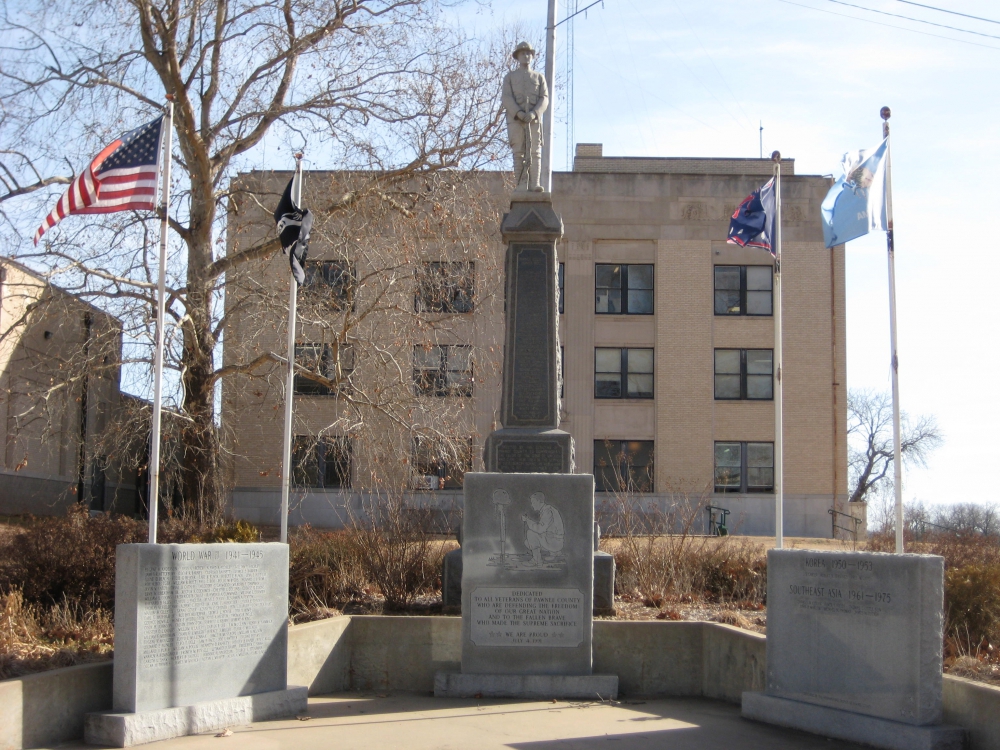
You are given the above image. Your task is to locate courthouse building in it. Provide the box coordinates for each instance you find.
[223,144,850,537]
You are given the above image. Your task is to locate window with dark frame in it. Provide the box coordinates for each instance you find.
[558,262,565,315]
[714,265,773,316]
[593,440,654,492]
[301,260,356,311]
[594,348,654,399]
[294,343,354,396]
[415,261,475,313]
[595,264,653,315]
[714,441,774,493]
[714,349,773,400]
[413,344,473,397]
[412,436,473,490]
[560,345,565,399]
[292,435,352,489]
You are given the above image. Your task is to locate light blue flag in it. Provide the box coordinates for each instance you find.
[821,138,889,248]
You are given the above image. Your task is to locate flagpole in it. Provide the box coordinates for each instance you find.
[148,98,174,544]
[881,107,904,554]
[279,155,303,545]
[772,150,784,550]
[542,0,557,191]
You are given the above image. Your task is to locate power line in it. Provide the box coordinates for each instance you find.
[897,1,1000,26]
[775,0,1000,50]
[625,0,748,130]
[827,0,1000,40]
[668,0,754,128]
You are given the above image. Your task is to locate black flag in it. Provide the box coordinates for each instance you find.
[273,173,312,285]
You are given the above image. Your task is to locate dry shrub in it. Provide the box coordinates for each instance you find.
[288,527,370,620]
[0,587,114,679]
[0,505,146,609]
[606,492,766,606]
[348,497,446,610]
[944,564,1000,660]
[0,507,262,612]
[869,529,1000,664]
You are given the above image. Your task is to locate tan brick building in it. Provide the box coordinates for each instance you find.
[223,144,849,537]
[0,258,143,515]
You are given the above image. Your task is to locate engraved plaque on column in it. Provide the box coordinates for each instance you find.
[503,243,557,428]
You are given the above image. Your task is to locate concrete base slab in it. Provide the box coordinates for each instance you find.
[84,687,307,747]
[434,672,617,700]
[741,692,967,750]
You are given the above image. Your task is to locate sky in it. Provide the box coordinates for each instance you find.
[456,0,1000,507]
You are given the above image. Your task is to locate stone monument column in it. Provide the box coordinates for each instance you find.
[483,193,573,473]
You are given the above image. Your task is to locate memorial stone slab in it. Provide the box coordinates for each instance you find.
[113,542,290,713]
[763,549,944,725]
[460,472,594,675]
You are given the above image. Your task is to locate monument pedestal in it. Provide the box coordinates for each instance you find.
[444,191,616,701]
[86,687,307,747]
[742,693,966,750]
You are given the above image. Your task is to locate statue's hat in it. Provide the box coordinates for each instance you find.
[511,41,536,60]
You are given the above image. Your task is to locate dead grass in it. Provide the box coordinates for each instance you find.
[0,588,114,679]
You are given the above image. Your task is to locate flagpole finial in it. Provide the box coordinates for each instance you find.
[771,150,781,163]
[881,106,891,121]
[165,94,174,101]
[294,152,303,161]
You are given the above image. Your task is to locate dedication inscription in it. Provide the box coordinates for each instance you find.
[766,549,944,725]
[114,543,289,713]
[461,473,594,675]
[470,587,585,647]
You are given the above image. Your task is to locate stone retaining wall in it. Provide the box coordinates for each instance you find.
[2,617,997,749]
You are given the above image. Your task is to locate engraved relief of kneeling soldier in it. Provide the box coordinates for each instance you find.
[501,41,549,193]
[520,491,564,566]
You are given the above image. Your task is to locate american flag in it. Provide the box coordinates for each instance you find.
[34,116,164,245]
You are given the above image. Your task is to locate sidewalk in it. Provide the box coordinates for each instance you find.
[60,693,867,749]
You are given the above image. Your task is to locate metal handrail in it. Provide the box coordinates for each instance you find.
[828,508,862,542]
[706,504,731,537]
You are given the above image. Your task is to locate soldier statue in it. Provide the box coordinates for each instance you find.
[501,41,549,192]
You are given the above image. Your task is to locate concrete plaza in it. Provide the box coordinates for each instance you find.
[57,694,867,749]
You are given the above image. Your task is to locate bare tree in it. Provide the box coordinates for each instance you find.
[0,0,509,518]
[847,388,943,505]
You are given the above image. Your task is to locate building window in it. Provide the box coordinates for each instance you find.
[413,344,473,397]
[593,440,654,492]
[595,348,654,399]
[714,265,772,316]
[558,262,565,315]
[714,349,773,400]
[714,441,774,493]
[294,343,354,396]
[595,264,653,315]
[293,436,352,489]
[302,260,356,311]
[415,261,475,313]
[413,437,472,490]
[560,346,564,399]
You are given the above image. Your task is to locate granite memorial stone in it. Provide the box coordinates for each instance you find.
[461,472,594,674]
[742,549,965,750]
[112,542,290,713]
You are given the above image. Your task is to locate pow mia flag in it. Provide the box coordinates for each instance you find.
[273,171,312,285]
